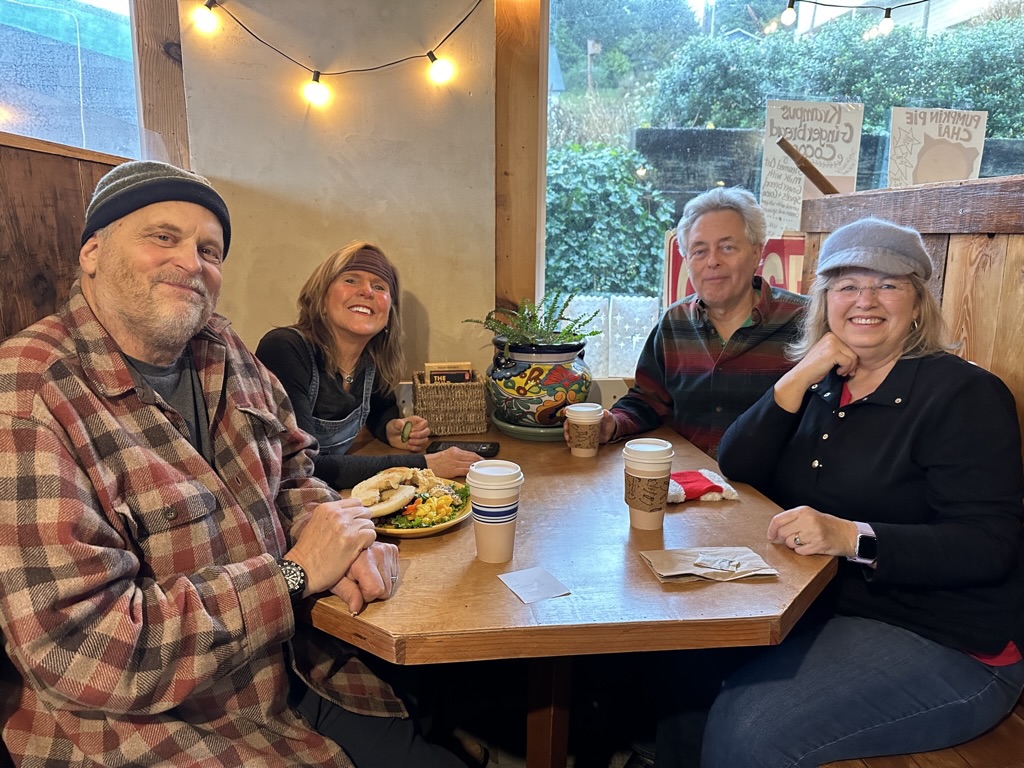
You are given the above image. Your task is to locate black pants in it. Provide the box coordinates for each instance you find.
[291,679,467,768]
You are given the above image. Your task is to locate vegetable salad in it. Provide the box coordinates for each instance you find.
[379,483,470,529]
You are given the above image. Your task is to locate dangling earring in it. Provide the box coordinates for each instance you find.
[910,319,920,332]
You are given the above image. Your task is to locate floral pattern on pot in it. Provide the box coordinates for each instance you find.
[487,338,592,427]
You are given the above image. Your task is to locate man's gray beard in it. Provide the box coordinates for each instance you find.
[111,284,215,360]
[143,302,214,356]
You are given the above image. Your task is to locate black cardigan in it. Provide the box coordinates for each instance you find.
[718,353,1024,655]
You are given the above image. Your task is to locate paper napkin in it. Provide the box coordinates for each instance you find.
[639,547,778,583]
[667,469,739,504]
[498,567,571,604]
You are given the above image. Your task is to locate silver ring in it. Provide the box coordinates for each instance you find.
[793,534,803,546]
[390,574,398,585]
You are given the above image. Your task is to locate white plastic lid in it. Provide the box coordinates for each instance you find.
[565,403,603,415]
[564,403,603,421]
[621,438,675,462]
[466,460,524,488]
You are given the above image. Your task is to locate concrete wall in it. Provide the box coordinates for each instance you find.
[178,0,497,375]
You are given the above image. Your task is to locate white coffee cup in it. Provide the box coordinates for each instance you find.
[564,402,604,457]
[466,460,525,563]
[622,438,675,530]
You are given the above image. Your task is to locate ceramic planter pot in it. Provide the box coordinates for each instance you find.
[486,337,593,427]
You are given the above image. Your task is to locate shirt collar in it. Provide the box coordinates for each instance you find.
[810,356,920,409]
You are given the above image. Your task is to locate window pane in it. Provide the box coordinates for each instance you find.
[545,0,1023,377]
[0,0,139,157]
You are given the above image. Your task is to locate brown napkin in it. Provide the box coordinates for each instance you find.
[639,547,778,583]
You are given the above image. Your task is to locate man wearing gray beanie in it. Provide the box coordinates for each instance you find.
[81,159,233,255]
[0,161,465,768]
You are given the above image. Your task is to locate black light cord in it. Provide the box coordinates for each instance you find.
[208,0,484,78]
[790,0,930,12]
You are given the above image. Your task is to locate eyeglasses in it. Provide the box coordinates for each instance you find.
[827,280,912,301]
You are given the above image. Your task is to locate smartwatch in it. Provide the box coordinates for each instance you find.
[847,522,877,565]
[277,558,307,602]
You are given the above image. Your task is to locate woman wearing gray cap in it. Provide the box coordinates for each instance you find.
[698,218,1024,766]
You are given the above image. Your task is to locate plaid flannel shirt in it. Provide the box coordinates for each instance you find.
[0,282,404,767]
[610,277,808,458]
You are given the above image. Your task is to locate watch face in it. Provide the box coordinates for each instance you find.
[279,559,306,597]
[857,534,878,561]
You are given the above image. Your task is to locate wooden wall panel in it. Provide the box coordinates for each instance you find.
[800,232,823,293]
[940,234,1009,368]
[802,174,1024,235]
[495,0,546,310]
[989,236,1024,435]
[130,0,190,168]
[0,139,119,341]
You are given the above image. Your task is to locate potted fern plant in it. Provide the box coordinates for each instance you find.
[464,291,601,431]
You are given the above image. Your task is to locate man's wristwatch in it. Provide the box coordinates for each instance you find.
[847,521,878,565]
[277,558,307,602]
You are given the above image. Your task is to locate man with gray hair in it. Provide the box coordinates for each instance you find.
[596,186,808,458]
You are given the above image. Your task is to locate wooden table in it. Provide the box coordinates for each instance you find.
[305,427,837,768]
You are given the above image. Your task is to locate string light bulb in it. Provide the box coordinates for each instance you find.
[780,0,797,27]
[192,0,219,35]
[879,8,895,34]
[426,51,455,85]
[303,71,330,107]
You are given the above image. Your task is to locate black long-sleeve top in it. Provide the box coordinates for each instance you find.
[255,327,426,489]
[718,352,1024,655]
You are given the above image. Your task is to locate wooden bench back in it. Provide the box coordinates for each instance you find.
[0,132,121,343]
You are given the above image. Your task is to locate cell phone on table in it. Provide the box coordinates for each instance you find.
[426,440,500,458]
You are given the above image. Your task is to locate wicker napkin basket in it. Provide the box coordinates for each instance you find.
[412,370,489,435]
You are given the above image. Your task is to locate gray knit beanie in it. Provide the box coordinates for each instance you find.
[82,160,232,258]
[816,217,931,280]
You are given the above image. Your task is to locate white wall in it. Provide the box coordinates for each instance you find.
[177,0,497,375]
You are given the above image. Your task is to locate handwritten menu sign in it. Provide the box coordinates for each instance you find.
[760,100,864,238]
[888,107,987,188]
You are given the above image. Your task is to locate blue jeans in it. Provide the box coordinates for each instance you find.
[701,615,1024,768]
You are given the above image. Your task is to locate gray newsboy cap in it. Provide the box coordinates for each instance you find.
[82,160,231,258]
[816,217,931,280]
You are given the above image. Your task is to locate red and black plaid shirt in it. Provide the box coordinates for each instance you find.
[0,282,404,766]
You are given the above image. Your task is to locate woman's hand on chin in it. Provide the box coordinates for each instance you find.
[774,333,859,413]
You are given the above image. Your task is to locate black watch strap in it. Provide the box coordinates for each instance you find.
[277,558,307,602]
